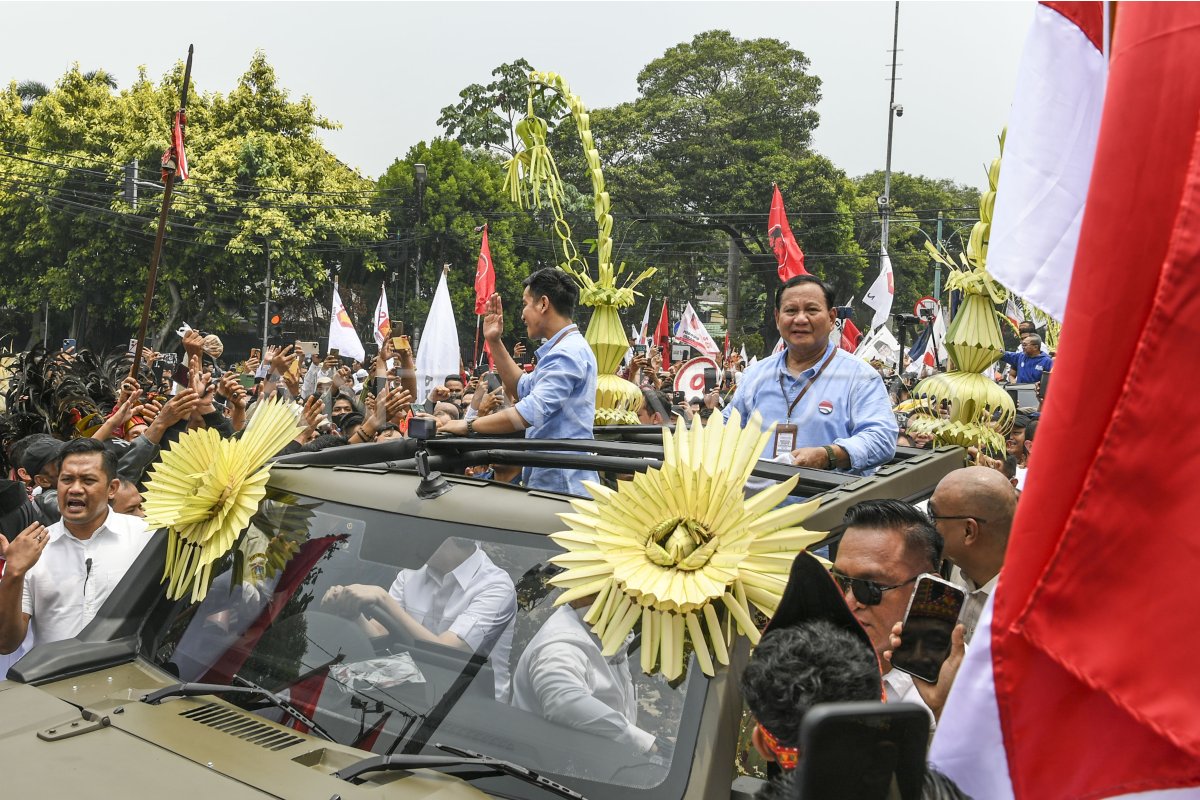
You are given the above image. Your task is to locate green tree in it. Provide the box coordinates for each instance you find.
[378,138,542,360]
[437,58,566,159]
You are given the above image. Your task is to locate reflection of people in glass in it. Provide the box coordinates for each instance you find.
[511,595,656,753]
[322,537,516,700]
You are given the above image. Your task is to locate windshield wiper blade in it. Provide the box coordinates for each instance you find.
[141,674,335,742]
[333,742,589,800]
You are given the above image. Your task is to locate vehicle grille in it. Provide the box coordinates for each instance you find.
[178,703,305,751]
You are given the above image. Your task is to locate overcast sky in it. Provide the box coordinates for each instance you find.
[4,1,1033,190]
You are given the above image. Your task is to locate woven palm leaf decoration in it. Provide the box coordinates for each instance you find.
[548,410,826,679]
[142,397,300,602]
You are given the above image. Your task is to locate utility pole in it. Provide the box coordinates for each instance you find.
[725,239,740,356]
[934,212,944,301]
[261,242,271,354]
[880,1,901,254]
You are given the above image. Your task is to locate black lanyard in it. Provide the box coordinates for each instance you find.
[778,348,837,423]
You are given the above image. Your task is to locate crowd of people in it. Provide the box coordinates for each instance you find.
[0,266,1043,792]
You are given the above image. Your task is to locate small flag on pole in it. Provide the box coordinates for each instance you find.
[372,284,391,349]
[328,282,366,362]
[768,184,808,281]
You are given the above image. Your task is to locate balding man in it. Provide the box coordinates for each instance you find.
[926,466,1016,643]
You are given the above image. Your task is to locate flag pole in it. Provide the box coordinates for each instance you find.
[130,44,192,380]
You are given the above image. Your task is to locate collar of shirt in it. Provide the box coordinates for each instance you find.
[962,572,999,597]
[428,546,486,591]
[535,324,579,360]
[47,506,117,544]
[775,341,836,382]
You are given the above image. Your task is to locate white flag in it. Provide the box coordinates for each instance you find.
[676,302,720,356]
[372,284,392,349]
[414,271,461,404]
[637,296,652,345]
[863,246,895,331]
[739,344,748,363]
[327,283,365,362]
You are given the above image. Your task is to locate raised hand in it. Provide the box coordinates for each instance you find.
[483,293,504,343]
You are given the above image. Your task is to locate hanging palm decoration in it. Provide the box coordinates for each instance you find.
[142,397,301,602]
[548,410,826,679]
[504,71,655,424]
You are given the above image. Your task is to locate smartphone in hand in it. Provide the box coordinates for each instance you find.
[890,573,966,683]
[703,367,718,393]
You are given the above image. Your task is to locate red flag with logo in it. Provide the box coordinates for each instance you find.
[839,318,862,353]
[161,110,189,181]
[768,184,807,281]
[475,225,495,315]
[930,5,1200,797]
[653,298,671,369]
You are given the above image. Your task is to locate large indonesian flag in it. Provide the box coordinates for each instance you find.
[930,6,1200,798]
[986,2,1106,321]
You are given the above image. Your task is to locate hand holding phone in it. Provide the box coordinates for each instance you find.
[889,573,966,684]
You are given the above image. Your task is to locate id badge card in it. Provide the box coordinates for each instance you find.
[773,423,798,458]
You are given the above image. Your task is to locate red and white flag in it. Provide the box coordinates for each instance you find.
[372,284,391,350]
[327,282,365,362]
[637,296,652,345]
[474,225,495,315]
[987,2,1106,321]
[862,246,894,331]
[931,6,1200,797]
[1003,295,1025,333]
[677,302,720,356]
[767,184,808,281]
[653,298,671,368]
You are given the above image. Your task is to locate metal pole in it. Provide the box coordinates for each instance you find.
[934,211,944,301]
[129,44,192,380]
[261,243,271,354]
[881,1,900,253]
[43,299,49,346]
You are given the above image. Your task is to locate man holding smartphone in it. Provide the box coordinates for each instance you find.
[438,269,598,496]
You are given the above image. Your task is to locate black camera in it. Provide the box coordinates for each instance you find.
[409,416,437,441]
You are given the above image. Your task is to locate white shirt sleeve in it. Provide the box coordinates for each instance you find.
[527,641,656,752]
[447,578,516,652]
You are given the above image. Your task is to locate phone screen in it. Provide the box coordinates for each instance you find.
[486,373,503,394]
[633,343,647,356]
[890,574,966,684]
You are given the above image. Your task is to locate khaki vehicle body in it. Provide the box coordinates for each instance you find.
[0,437,962,799]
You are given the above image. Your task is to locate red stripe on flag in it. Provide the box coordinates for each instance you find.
[993,5,1200,796]
[1042,1,1104,51]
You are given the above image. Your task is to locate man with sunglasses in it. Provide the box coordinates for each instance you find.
[831,499,942,712]
[928,467,1015,643]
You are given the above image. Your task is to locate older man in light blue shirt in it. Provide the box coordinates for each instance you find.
[439,268,599,496]
[725,275,896,476]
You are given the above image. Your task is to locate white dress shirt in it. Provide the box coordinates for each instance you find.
[883,668,936,730]
[949,566,998,645]
[21,508,152,647]
[388,546,516,700]
[511,605,656,752]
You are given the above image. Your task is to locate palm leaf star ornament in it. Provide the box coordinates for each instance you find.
[548,410,826,679]
[142,397,301,602]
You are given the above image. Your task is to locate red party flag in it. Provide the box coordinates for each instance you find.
[475,225,495,315]
[767,184,807,281]
[653,298,671,369]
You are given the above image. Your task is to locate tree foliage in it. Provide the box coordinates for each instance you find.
[0,54,387,350]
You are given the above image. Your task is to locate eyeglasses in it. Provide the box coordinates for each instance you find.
[926,505,987,525]
[829,569,919,606]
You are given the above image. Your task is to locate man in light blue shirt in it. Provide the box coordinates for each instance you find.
[725,275,896,476]
[439,268,599,495]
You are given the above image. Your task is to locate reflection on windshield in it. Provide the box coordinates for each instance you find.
[148,491,694,792]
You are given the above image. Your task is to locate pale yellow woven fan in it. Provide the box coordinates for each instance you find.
[142,398,300,602]
[549,410,826,679]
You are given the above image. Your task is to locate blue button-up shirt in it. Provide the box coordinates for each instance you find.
[1000,350,1053,383]
[515,325,599,496]
[724,343,897,475]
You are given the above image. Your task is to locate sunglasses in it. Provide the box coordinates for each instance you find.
[830,569,919,606]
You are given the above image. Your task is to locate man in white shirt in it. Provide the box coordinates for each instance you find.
[511,597,656,753]
[322,537,516,700]
[0,438,152,654]
[927,466,1014,644]
[831,499,942,719]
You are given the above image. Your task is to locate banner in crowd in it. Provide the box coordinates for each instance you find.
[931,6,1200,797]
[327,283,365,362]
[676,302,720,356]
[863,246,894,331]
[372,284,391,349]
[415,270,461,404]
[987,1,1106,321]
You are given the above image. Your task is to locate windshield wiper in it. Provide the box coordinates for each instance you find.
[141,673,335,742]
[334,742,589,800]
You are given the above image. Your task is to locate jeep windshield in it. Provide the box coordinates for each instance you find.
[142,487,705,800]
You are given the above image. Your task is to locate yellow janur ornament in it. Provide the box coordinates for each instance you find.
[142,397,301,602]
[548,410,826,679]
